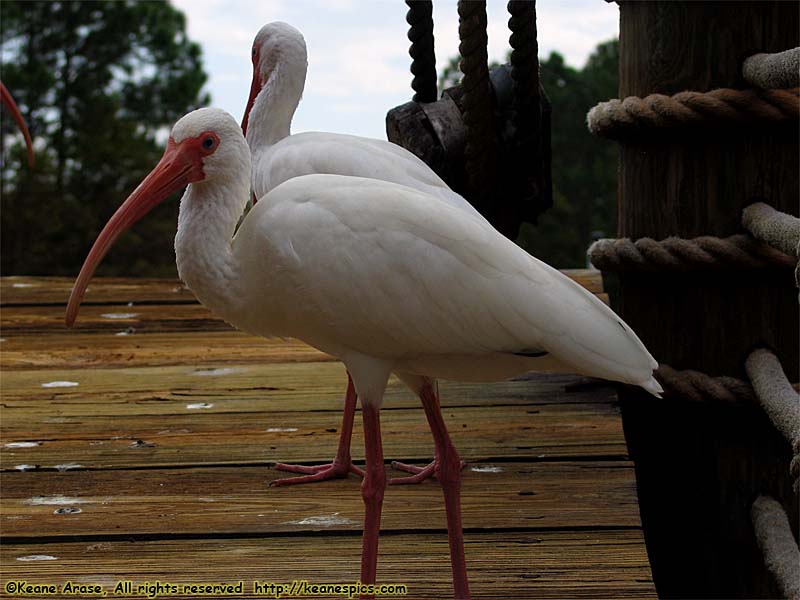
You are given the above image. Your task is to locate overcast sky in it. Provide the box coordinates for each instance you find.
[171,0,619,140]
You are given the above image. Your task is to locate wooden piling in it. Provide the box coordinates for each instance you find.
[613,2,799,597]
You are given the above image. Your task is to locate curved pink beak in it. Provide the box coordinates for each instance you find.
[241,56,262,138]
[241,57,262,206]
[65,138,204,327]
[1,81,35,168]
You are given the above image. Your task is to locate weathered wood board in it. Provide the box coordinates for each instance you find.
[1,276,197,306]
[0,275,654,599]
[1,531,654,600]
[0,272,604,307]
[1,462,641,538]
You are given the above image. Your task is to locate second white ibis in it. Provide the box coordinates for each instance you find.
[242,21,489,486]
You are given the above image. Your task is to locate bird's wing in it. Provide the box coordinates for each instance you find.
[241,174,658,390]
[253,132,485,222]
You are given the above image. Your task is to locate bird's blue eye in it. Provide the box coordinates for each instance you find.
[202,137,215,149]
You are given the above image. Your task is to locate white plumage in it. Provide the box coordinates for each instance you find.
[238,21,511,494]
[67,105,662,600]
[232,174,660,393]
[243,22,486,223]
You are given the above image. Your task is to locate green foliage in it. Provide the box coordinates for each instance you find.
[438,55,462,93]
[517,41,619,268]
[1,0,209,277]
[440,41,619,268]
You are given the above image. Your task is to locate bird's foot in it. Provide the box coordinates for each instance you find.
[388,459,466,485]
[270,459,364,486]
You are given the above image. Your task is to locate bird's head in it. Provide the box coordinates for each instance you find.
[65,107,248,327]
[241,21,307,136]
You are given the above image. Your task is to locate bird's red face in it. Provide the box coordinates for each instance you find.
[65,131,220,327]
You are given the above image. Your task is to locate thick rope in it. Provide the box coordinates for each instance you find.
[588,234,796,272]
[742,202,800,258]
[751,496,800,600]
[458,0,497,204]
[654,364,755,404]
[507,0,540,147]
[743,48,800,90]
[406,0,438,104]
[745,349,800,453]
[587,87,799,139]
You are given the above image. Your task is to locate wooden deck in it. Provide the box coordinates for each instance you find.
[0,273,655,599]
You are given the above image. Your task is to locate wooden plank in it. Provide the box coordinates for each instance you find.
[5,302,611,336]
[559,269,603,294]
[2,361,622,470]
[0,361,352,409]
[0,362,612,411]
[0,399,625,470]
[1,271,603,306]
[1,276,196,306]
[1,303,230,335]
[0,461,641,537]
[4,296,609,337]
[0,331,331,370]
[0,530,656,599]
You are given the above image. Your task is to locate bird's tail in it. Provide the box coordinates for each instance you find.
[639,375,664,398]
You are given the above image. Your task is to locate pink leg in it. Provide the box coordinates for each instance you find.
[389,383,465,485]
[360,402,386,599]
[418,381,470,600]
[271,373,364,486]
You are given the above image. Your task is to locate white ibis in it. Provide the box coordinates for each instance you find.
[1,81,35,168]
[66,108,661,600]
[242,22,488,486]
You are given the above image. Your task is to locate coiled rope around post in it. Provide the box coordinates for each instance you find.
[742,202,800,257]
[405,0,438,104]
[587,87,799,140]
[588,234,796,272]
[743,48,800,90]
[751,496,800,600]
[654,364,754,404]
[458,0,497,204]
[745,349,800,493]
[742,202,800,288]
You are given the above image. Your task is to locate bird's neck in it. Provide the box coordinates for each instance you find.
[246,61,306,152]
[174,175,250,316]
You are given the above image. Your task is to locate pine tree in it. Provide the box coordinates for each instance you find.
[1,0,210,276]
[519,42,619,268]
